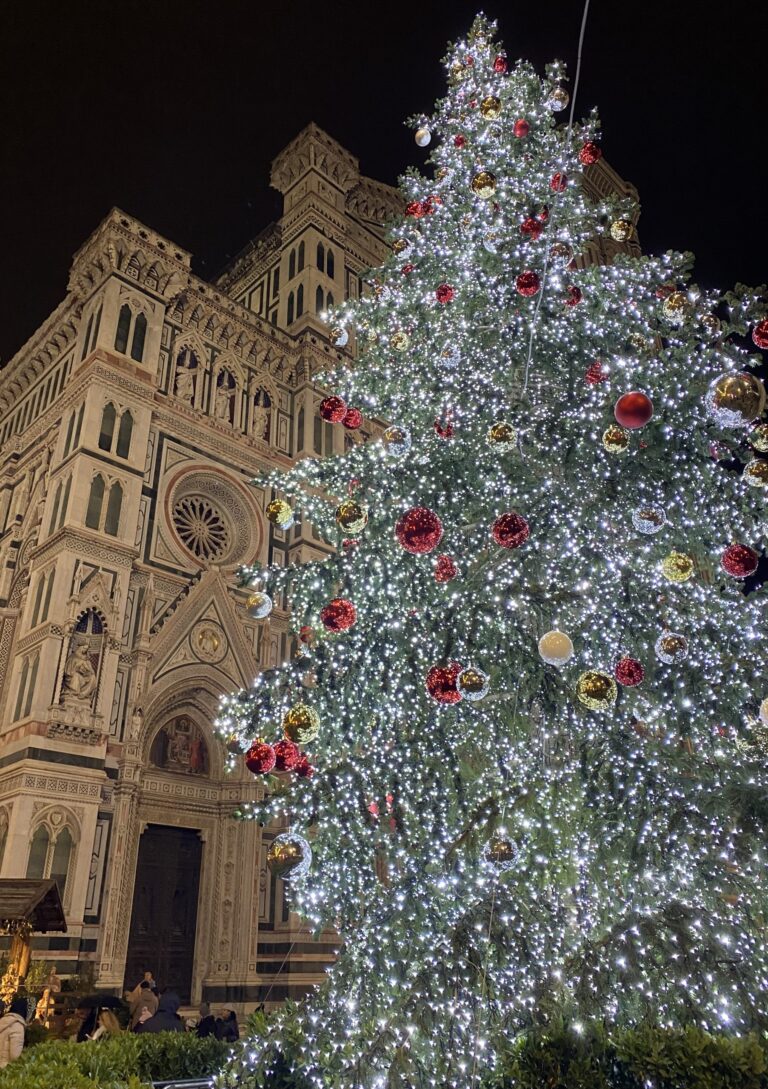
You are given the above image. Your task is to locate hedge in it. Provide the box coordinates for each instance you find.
[0,1031,230,1089]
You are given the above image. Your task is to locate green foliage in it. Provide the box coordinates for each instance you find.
[490,1023,767,1089]
[0,1031,230,1089]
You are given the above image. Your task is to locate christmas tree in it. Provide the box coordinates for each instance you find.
[216,16,768,1088]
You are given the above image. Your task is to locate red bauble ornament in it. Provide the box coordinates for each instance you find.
[434,418,454,440]
[516,271,541,297]
[721,543,759,579]
[295,755,314,779]
[320,598,357,632]
[615,657,644,687]
[491,512,530,549]
[655,282,675,300]
[752,319,768,349]
[405,200,426,219]
[614,391,654,429]
[342,537,359,552]
[585,360,609,385]
[537,206,550,222]
[395,507,443,554]
[520,217,544,241]
[579,141,602,165]
[434,554,458,583]
[273,739,300,771]
[436,283,455,304]
[401,263,415,276]
[319,395,347,422]
[493,53,508,73]
[245,742,276,775]
[550,172,567,192]
[342,407,362,429]
[426,662,462,704]
[565,285,583,307]
[454,134,466,148]
[299,625,315,645]
[513,118,530,138]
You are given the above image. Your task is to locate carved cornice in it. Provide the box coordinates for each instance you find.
[214,224,283,296]
[346,176,402,226]
[31,527,138,570]
[0,297,80,418]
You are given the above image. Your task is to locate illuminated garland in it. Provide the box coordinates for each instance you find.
[216,15,768,1089]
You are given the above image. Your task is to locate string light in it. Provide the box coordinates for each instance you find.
[215,15,768,1089]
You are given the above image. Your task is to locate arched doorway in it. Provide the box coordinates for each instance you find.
[123,716,210,1001]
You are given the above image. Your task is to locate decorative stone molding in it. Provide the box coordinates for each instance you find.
[47,722,104,746]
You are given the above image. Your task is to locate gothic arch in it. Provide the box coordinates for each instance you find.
[213,353,245,387]
[173,333,209,369]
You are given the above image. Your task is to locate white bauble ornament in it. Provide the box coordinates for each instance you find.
[415,126,431,147]
[538,630,574,666]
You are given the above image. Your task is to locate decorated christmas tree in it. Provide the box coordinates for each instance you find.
[216,16,768,1088]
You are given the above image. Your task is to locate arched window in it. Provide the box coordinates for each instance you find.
[288,250,296,279]
[316,242,325,273]
[58,477,72,531]
[72,403,85,449]
[287,292,294,325]
[50,827,73,898]
[23,654,38,718]
[30,575,46,628]
[296,284,304,318]
[130,313,147,362]
[116,410,133,458]
[98,403,117,451]
[105,482,123,536]
[85,475,105,529]
[13,658,29,721]
[327,292,334,309]
[326,248,335,279]
[114,304,132,354]
[81,313,94,361]
[298,242,305,272]
[48,482,63,536]
[63,411,76,459]
[26,826,49,879]
[316,286,324,313]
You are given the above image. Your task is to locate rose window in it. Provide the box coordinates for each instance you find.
[172,496,230,560]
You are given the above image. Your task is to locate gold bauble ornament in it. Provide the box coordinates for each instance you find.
[392,238,409,255]
[662,291,692,325]
[748,424,768,453]
[708,372,766,427]
[480,95,501,119]
[282,703,320,745]
[575,670,618,711]
[335,499,368,533]
[436,167,449,180]
[661,551,695,583]
[609,219,633,242]
[487,421,516,451]
[627,331,652,353]
[266,498,294,528]
[602,424,630,454]
[699,313,721,337]
[744,458,768,488]
[391,330,410,352]
[470,171,497,199]
[547,86,570,111]
[267,832,312,881]
[538,630,574,666]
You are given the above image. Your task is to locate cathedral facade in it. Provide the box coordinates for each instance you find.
[0,125,637,1009]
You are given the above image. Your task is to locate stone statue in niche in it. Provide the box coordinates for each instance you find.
[62,642,98,701]
[150,715,208,775]
[214,379,232,422]
[251,390,269,442]
[61,609,104,708]
[174,351,196,403]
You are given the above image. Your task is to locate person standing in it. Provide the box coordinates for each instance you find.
[134,992,185,1034]
[196,1002,216,1038]
[216,1009,239,1042]
[0,997,28,1068]
[129,981,158,1029]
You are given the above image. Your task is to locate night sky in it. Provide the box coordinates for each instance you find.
[1,0,766,363]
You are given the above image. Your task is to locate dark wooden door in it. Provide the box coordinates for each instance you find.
[124,825,202,1003]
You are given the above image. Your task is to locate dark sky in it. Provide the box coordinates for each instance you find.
[1,0,766,363]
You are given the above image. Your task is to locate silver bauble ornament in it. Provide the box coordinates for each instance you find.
[415,126,432,147]
[267,832,312,881]
[632,505,667,534]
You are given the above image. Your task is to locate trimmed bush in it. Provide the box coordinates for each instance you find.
[0,1031,230,1089]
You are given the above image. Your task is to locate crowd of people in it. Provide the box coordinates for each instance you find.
[0,967,240,1070]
